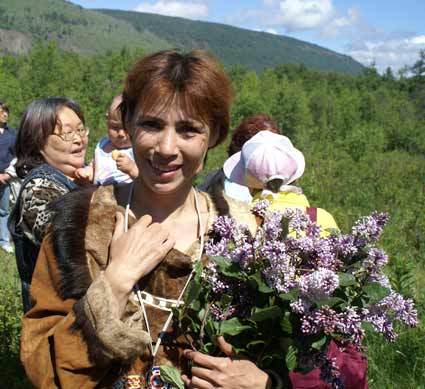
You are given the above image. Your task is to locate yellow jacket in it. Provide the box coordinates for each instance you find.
[252,191,339,237]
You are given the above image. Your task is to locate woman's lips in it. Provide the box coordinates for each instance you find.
[71,149,84,157]
[149,160,182,179]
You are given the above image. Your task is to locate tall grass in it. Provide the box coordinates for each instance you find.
[0,251,30,388]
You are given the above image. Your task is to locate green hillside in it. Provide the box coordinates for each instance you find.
[0,0,170,54]
[0,0,364,75]
[99,9,364,75]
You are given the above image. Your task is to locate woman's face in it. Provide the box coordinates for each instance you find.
[131,105,218,195]
[41,107,87,178]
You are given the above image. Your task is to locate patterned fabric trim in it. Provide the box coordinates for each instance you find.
[133,290,184,312]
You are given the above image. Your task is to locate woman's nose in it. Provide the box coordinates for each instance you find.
[157,128,178,157]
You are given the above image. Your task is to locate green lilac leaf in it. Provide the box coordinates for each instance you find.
[214,317,251,336]
[159,365,184,389]
[212,256,245,279]
[249,272,273,293]
[311,336,327,350]
[285,345,298,371]
[363,282,391,304]
[279,288,300,301]
[250,306,282,322]
[316,297,346,308]
[338,273,357,286]
[184,279,202,304]
[280,314,293,334]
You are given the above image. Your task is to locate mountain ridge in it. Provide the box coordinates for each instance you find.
[0,0,364,75]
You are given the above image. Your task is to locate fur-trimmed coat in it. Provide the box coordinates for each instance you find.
[20,185,257,388]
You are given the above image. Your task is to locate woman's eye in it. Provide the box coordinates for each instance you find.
[140,121,161,131]
[179,126,199,138]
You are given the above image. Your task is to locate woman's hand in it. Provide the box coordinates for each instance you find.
[116,153,139,179]
[182,336,272,389]
[104,212,175,313]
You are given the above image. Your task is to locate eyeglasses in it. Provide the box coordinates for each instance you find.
[53,127,90,142]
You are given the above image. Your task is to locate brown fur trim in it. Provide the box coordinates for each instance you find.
[51,185,97,300]
[74,273,150,363]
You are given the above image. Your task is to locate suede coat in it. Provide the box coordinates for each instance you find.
[20,185,257,389]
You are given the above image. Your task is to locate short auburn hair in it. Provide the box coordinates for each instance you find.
[121,50,233,147]
[228,113,280,156]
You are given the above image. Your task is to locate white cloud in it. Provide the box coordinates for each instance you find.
[321,7,360,37]
[266,28,278,35]
[228,0,358,36]
[348,35,425,72]
[277,0,335,31]
[134,1,208,20]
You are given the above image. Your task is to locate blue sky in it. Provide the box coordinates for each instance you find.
[71,0,425,73]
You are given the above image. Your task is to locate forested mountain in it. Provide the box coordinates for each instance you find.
[97,9,364,75]
[0,0,364,75]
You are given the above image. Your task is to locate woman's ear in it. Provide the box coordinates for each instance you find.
[208,127,220,149]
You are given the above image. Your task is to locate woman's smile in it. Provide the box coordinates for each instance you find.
[148,159,183,179]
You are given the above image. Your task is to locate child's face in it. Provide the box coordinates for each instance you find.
[107,110,132,149]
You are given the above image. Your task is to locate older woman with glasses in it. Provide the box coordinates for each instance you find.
[8,97,89,313]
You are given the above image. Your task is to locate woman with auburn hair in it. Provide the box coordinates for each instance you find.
[21,51,275,388]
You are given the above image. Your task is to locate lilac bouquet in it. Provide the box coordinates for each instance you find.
[175,201,418,388]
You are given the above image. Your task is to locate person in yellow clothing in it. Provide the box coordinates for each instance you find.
[223,130,338,236]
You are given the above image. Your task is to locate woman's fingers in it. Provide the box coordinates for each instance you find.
[112,212,125,242]
[216,336,234,357]
[181,374,214,389]
[184,350,224,371]
[191,366,220,385]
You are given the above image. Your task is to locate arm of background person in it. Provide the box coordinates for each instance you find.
[18,177,69,245]
[4,157,17,178]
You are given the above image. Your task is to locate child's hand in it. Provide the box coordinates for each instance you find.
[75,164,94,184]
[115,153,139,179]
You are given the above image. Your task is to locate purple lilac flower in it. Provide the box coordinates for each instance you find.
[260,240,287,263]
[306,223,322,239]
[205,238,230,258]
[262,251,296,293]
[210,303,236,321]
[301,306,365,346]
[314,239,338,269]
[352,211,390,242]
[298,268,339,302]
[202,262,230,294]
[211,215,238,239]
[338,307,365,346]
[362,310,397,342]
[290,298,308,314]
[284,208,310,237]
[362,248,388,275]
[301,306,341,335]
[262,211,284,240]
[362,291,418,341]
[229,241,254,266]
[315,353,344,389]
[379,292,418,327]
[252,199,271,217]
[336,235,358,258]
[286,236,315,254]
